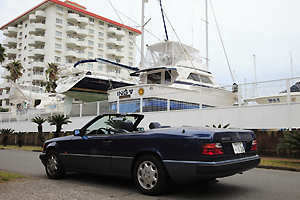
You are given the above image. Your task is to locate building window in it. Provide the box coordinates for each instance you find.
[98,65,103,71]
[66,46,73,51]
[129,52,133,56]
[115,68,120,73]
[129,32,134,37]
[55,31,62,38]
[67,22,74,26]
[67,34,74,38]
[66,59,73,64]
[77,49,84,54]
[88,52,93,58]
[88,64,93,69]
[55,43,61,50]
[19,32,22,36]
[88,29,94,35]
[98,32,103,38]
[129,42,133,47]
[56,6,63,13]
[89,18,94,23]
[98,43,103,49]
[55,56,61,62]
[99,21,104,26]
[98,54,103,58]
[108,24,113,28]
[56,18,62,25]
[88,40,94,46]
[19,43,22,47]
[129,62,133,66]
[18,54,21,59]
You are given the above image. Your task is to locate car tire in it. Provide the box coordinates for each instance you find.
[133,155,169,195]
[45,150,66,179]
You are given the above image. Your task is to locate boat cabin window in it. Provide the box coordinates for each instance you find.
[187,73,213,84]
[165,70,172,84]
[147,72,161,84]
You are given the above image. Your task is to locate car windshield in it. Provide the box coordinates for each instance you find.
[85,115,137,135]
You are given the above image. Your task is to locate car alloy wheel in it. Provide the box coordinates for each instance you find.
[47,154,58,176]
[45,150,66,179]
[133,155,169,195]
[137,160,158,190]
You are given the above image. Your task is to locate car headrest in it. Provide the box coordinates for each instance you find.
[149,122,161,129]
[120,121,134,132]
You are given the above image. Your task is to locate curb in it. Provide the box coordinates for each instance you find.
[0,148,42,152]
[256,165,300,172]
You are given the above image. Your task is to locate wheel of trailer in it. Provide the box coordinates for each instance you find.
[45,150,66,179]
[133,155,169,195]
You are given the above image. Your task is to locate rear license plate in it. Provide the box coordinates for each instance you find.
[232,142,245,154]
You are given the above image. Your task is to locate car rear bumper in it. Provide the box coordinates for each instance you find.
[163,155,260,181]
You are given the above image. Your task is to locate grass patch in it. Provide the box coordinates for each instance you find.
[1,145,42,151]
[260,159,300,170]
[0,171,25,183]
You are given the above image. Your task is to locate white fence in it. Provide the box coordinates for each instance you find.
[0,77,299,132]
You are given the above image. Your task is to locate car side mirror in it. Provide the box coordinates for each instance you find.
[74,129,82,136]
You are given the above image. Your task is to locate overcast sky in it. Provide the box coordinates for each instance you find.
[1,0,300,86]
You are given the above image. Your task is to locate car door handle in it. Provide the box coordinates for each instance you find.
[103,140,112,145]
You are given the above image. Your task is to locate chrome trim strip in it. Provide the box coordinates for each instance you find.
[63,153,132,160]
[163,155,260,166]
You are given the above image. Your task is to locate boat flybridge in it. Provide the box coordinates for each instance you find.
[108,41,238,113]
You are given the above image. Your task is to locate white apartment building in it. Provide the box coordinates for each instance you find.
[0,0,141,107]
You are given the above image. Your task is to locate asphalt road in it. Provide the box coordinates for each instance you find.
[1,149,300,200]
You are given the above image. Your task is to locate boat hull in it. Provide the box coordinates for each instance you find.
[245,92,300,104]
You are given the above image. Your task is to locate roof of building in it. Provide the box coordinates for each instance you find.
[0,0,141,34]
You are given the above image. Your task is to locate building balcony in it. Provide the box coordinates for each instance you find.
[115,51,124,59]
[77,29,88,37]
[4,38,18,46]
[32,74,45,81]
[28,39,35,46]
[106,49,116,56]
[34,36,46,45]
[27,51,35,58]
[7,27,18,35]
[116,30,125,38]
[107,38,117,45]
[2,29,9,36]
[77,40,88,49]
[35,10,46,21]
[32,61,45,68]
[67,13,79,23]
[65,50,78,58]
[78,17,88,25]
[66,25,78,34]
[0,92,10,99]
[6,48,18,56]
[29,14,37,22]
[34,49,45,57]
[34,23,46,33]
[116,40,125,48]
[66,37,77,47]
[107,27,117,35]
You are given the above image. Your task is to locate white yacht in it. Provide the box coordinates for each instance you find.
[108,41,238,113]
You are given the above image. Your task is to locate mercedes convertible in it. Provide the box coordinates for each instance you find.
[40,113,260,195]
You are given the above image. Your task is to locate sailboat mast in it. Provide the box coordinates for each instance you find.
[205,0,209,68]
[290,51,293,78]
[253,54,258,96]
[141,0,147,69]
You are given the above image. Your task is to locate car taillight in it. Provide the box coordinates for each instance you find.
[251,140,258,151]
[201,143,224,155]
[42,143,45,152]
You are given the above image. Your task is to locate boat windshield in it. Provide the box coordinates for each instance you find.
[144,41,201,68]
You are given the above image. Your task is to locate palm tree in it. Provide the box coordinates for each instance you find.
[276,131,300,154]
[31,116,47,144]
[45,63,58,93]
[0,128,15,146]
[14,132,27,147]
[47,115,71,138]
[5,60,23,82]
[105,118,126,130]
[0,43,6,64]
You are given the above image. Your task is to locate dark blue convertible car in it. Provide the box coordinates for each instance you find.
[40,113,260,195]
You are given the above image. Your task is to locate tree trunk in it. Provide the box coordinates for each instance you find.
[54,125,62,138]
